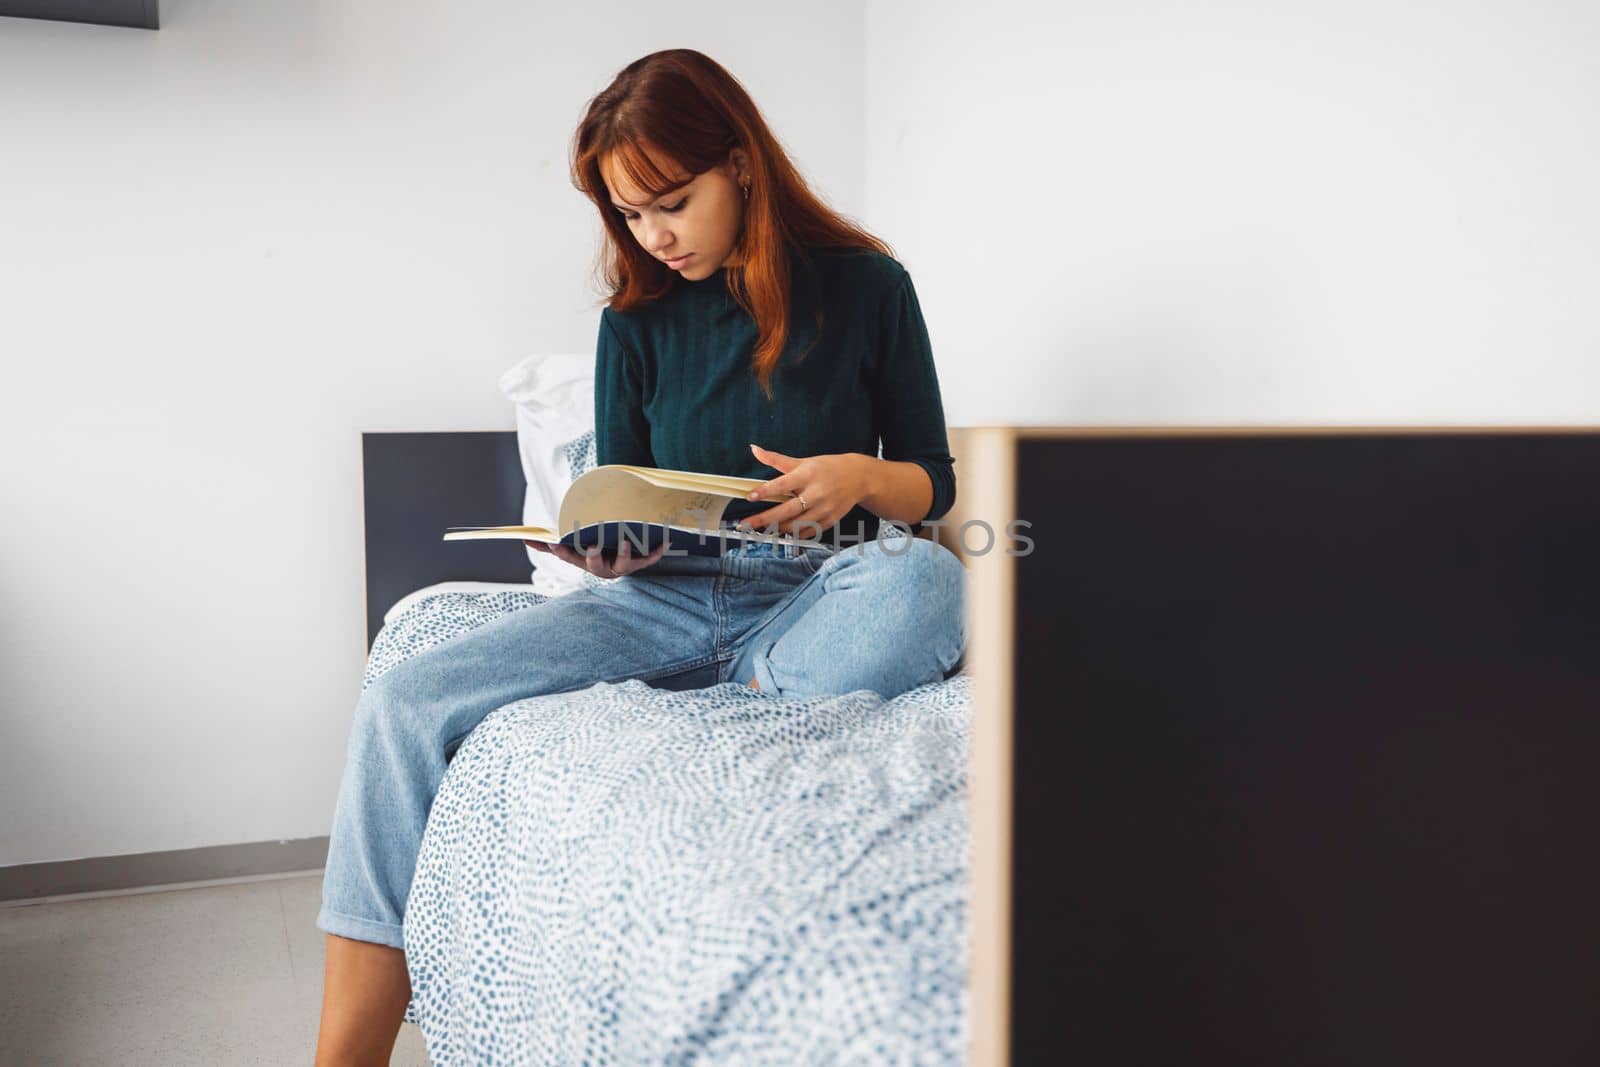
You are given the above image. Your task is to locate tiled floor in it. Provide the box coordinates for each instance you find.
[0,873,430,1066]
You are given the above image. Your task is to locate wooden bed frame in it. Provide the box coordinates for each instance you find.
[959,426,1600,1067]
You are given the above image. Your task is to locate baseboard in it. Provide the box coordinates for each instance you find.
[0,836,330,903]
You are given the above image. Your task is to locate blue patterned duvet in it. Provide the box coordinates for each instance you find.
[366,586,972,1065]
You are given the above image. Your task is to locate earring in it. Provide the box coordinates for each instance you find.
[741,179,750,201]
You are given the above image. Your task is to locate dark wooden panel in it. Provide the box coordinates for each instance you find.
[0,0,159,29]
[362,431,530,650]
[1010,433,1600,1066]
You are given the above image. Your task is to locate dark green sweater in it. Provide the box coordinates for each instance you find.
[593,245,956,546]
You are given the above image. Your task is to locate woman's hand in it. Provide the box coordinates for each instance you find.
[738,443,870,538]
[524,538,667,578]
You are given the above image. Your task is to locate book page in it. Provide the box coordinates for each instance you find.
[442,525,558,543]
[558,467,742,535]
[610,465,783,498]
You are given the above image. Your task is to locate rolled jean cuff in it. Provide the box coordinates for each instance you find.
[316,905,406,951]
[749,640,830,700]
[749,644,784,697]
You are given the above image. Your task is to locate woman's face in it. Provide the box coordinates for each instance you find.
[601,146,748,281]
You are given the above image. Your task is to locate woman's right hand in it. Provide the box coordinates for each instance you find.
[525,538,668,578]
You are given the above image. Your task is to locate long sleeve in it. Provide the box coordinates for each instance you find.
[872,270,957,524]
[593,309,654,468]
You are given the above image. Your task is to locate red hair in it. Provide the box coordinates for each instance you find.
[571,48,893,396]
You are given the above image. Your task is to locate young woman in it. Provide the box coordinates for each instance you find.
[313,49,965,1065]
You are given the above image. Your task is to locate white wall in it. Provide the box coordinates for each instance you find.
[0,1,866,866]
[865,0,1600,425]
[11,0,1596,871]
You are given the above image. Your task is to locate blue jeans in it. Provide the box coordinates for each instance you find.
[317,535,967,948]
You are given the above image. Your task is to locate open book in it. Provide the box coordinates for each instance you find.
[443,464,811,558]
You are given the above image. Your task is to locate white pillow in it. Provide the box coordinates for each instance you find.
[498,353,594,597]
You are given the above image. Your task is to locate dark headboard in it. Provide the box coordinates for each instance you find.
[362,431,531,650]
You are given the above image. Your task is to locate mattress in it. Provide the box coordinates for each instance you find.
[367,582,971,1065]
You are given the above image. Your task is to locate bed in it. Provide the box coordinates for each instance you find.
[362,423,1600,1065]
[359,429,979,1064]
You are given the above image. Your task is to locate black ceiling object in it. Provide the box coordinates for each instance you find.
[0,0,159,29]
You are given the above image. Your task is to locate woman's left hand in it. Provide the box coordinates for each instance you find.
[738,443,868,538]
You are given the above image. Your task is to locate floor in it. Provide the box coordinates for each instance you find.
[0,872,431,1066]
